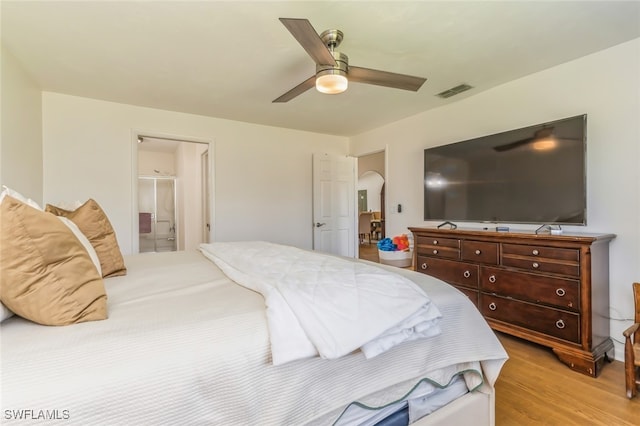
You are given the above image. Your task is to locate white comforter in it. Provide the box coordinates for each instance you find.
[199,241,442,364]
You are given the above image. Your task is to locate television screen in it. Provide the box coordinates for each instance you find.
[424,114,586,225]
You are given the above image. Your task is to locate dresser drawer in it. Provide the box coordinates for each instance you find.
[480,266,580,311]
[501,255,580,277]
[461,240,498,265]
[416,236,460,260]
[502,244,579,262]
[415,236,460,259]
[416,236,459,249]
[479,294,580,343]
[416,256,478,289]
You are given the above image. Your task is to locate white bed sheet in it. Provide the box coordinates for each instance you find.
[0,250,507,425]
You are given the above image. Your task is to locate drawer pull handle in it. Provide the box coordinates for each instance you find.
[489,302,497,311]
[488,275,496,283]
[475,249,481,255]
[421,263,428,270]
[532,262,539,269]
[532,249,539,256]
[433,249,439,255]
[555,319,566,329]
[556,288,566,297]
[463,270,471,278]
[433,240,438,245]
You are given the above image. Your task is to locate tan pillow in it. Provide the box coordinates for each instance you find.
[46,199,127,278]
[0,196,107,326]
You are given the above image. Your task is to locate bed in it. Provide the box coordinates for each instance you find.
[0,190,507,426]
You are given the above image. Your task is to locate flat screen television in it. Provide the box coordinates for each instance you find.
[423,114,587,225]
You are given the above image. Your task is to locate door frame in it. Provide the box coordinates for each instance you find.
[356,146,388,250]
[130,130,215,254]
[201,149,210,243]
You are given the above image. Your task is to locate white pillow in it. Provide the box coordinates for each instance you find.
[52,200,83,211]
[57,216,103,277]
[1,302,14,322]
[0,185,42,210]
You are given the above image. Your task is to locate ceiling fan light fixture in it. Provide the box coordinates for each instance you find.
[316,51,349,94]
[316,69,348,94]
[532,138,557,151]
[532,128,557,151]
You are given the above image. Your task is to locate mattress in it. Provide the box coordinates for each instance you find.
[336,374,469,426]
[0,249,507,425]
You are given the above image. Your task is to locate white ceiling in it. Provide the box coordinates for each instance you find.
[2,1,639,137]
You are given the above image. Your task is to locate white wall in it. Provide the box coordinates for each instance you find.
[1,46,43,203]
[138,150,176,176]
[42,93,348,254]
[358,150,385,178]
[350,38,640,361]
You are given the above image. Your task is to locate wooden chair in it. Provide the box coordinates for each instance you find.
[371,211,382,240]
[358,212,373,244]
[623,282,640,398]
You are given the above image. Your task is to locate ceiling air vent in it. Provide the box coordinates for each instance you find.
[436,83,473,99]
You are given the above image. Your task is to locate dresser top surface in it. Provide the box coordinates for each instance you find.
[409,227,616,244]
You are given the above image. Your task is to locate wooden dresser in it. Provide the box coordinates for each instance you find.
[409,227,615,377]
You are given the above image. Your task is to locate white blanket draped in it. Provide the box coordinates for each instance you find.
[199,241,442,365]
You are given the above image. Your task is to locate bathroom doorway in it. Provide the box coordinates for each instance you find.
[136,134,212,253]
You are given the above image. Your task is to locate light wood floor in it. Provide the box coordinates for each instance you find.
[358,242,640,425]
[496,333,638,425]
[359,241,380,263]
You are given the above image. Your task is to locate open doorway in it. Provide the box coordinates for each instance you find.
[357,150,385,262]
[135,134,212,253]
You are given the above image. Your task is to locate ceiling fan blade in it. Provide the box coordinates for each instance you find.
[279,18,336,66]
[272,75,316,103]
[493,128,560,152]
[493,138,533,152]
[348,66,426,91]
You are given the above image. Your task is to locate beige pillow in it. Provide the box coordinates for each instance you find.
[46,199,127,278]
[57,216,103,277]
[0,186,37,323]
[0,196,107,326]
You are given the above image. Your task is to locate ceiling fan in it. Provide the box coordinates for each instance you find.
[493,128,555,152]
[273,18,427,103]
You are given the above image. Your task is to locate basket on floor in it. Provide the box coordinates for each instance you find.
[378,250,412,268]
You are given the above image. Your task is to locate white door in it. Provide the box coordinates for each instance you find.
[312,153,357,257]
